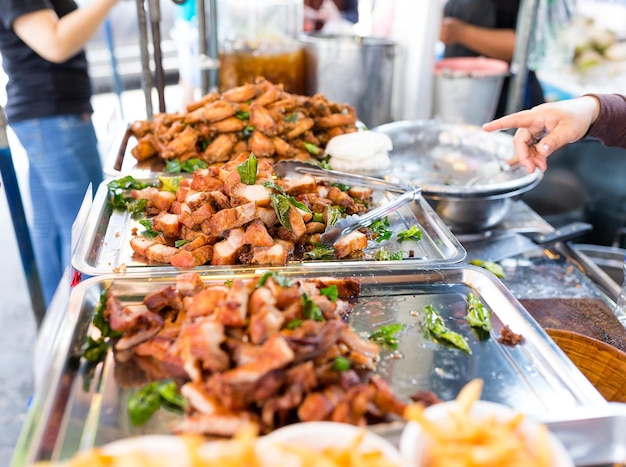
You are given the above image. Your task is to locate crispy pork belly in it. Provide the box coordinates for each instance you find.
[143,285,183,313]
[333,230,367,259]
[180,382,221,414]
[304,277,361,300]
[185,285,229,318]
[221,335,294,385]
[111,305,164,351]
[175,272,205,297]
[255,206,278,227]
[213,279,248,327]
[327,186,357,211]
[245,245,289,266]
[227,183,271,207]
[278,174,317,196]
[243,220,274,247]
[145,243,179,264]
[177,318,230,380]
[248,301,285,345]
[129,235,157,258]
[169,244,213,268]
[287,206,307,241]
[173,411,257,437]
[298,385,345,422]
[348,186,373,201]
[338,327,380,370]
[205,202,256,238]
[211,227,246,265]
[152,213,181,238]
[190,169,224,192]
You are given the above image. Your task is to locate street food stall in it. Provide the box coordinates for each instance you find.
[7,0,626,466]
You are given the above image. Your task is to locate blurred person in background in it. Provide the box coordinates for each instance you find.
[439,0,544,117]
[484,93,626,172]
[304,0,359,32]
[0,0,118,306]
[171,0,200,110]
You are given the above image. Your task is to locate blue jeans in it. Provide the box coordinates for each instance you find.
[11,114,104,306]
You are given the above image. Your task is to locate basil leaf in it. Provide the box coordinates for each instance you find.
[237,152,258,185]
[303,245,336,260]
[369,323,405,349]
[164,159,182,173]
[180,158,208,173]
[469,259,506,279]
[302,294,325,322]
[424,304,472,355]
[326,206,342,227]
[270,193,292,230]
[257,271,294,288]
[264,181,287,196]
[128,382,162,426]
[397,225,423,242]
[371,217,393,242]
[374,247,403,261]
[236,110,250,120]
[139,219,159,238]
[320,285,339,303]
[466,292,492,333]
[158,175,183,193]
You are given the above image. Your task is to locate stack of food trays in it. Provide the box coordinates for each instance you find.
[12,80,615,466]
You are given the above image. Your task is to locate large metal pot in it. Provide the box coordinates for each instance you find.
[373,120,542,232]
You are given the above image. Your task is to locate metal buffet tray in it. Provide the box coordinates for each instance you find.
[13,265,606,465]
[72,177,466,276]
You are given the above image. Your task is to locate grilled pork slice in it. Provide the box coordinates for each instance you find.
[169,244,213,268]
[152,212,181,238]
[172,411,257,437]
[176,318,230,381]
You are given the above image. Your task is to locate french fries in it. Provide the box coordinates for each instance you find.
[34,423,400,467]
[403,378,554,467]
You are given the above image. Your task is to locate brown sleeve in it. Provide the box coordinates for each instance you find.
[585,93,626,149]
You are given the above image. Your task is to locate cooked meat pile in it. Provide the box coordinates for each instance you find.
[128,152,375,267]
[105,272,407,435]
[128,76,359,165]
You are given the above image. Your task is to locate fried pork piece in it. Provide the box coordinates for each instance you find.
[128,77,358,166]
[106,272,406,437]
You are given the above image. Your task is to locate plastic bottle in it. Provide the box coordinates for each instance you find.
[615,255,626,315]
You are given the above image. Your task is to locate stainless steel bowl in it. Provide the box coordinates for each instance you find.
[373,120,543,232]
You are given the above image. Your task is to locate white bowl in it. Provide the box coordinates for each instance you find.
[399,401,573,467]
[261,421,406,466]
[101,434,191,463]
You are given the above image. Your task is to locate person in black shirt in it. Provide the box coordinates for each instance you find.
[0,0,118,306]
[439,0,544,117]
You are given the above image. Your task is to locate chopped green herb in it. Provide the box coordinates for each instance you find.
[326,206,342,227]
[371,217,393,242]
[465,292,492,334]
[107,175,151,210]
[236,110,250,120]
[369,323,405,349]
[332,356,351,371]
[374,247,403,261]
[175,239,190,248]
[319,158,332,170]
[303,244,336,260]
[423,304,471,354]
[302,294,325,322]
[180,158,208,173]
[303,142,321,156]
[201,139,210,150]
[243,125,255,138]
[127,380,186,426]
[320,285,339,303]
[286,319,303,330]
[397,225,423,242]
[257,271,293,288]
[82,335,108,363]
[164,159,182,173]
[469,259,505,278]
[138,219,159,238]
[312,212,324,223]
[126,198,147,216]
[285,113,299,123]
[237,152,258,185]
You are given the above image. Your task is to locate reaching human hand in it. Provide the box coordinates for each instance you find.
[482,96,601,172]
[439,17,466,46]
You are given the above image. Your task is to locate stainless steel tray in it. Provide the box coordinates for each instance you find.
[72,177,466,276]
[13,266,605,465]
[104,124,164,178]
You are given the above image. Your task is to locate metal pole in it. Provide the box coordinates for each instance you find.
[0,106,46,327]
[148,0,167,112]
[207,0,219,91]
[506,0,539,115]
[197,0,209,95]
[135,0,154,118]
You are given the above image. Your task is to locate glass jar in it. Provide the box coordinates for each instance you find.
[217,0,305,94]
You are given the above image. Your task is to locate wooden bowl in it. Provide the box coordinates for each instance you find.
[547,328,626,402]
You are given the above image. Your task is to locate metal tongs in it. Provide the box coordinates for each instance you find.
[319,186,422,246]
[272,161,422,246]
[273,160,409,194]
